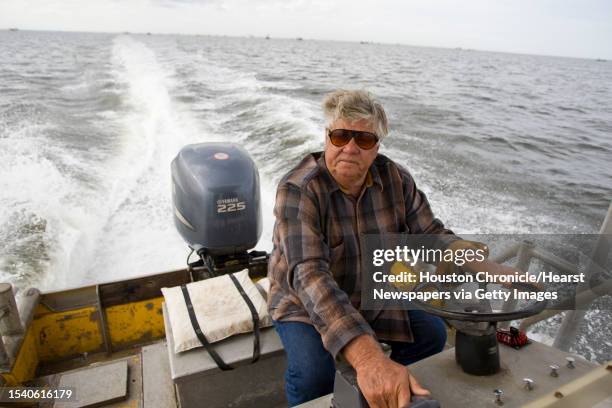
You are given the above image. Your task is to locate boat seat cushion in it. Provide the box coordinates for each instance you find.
[162,270,272,353]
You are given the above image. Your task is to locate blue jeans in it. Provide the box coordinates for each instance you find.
[274,310,447,406]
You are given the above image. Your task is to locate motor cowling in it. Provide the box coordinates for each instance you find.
[171,143,262,256]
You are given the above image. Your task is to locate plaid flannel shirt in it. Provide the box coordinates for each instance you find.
[267,152,455,357]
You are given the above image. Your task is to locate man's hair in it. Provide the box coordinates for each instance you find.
[322,89,389,139]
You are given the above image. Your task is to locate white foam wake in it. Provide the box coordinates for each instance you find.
[83,36,215,283]
[0,118,108,291]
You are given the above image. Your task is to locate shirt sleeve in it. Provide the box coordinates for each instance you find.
[398,165,459,249]
[274,184,375,357]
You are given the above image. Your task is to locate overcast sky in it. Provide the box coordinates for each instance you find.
[1,0,611,59]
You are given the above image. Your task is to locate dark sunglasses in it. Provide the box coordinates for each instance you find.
[327,128,379,150]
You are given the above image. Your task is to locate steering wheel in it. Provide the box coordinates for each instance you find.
[409,278,547,322]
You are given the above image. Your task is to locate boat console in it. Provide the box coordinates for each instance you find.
[410,278,546,376]
[297,258,610,407]
[298,339,607,408]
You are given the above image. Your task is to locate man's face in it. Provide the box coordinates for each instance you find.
[324,118,379,189]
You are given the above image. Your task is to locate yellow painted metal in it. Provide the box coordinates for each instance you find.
[1,327,38,385]
[105,297,165,347]
[31,303,104,363]
[29,296,166,363]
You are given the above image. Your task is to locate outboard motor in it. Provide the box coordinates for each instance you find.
[171,143,267,278]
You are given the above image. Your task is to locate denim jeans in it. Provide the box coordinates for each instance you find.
[274,310,447,406]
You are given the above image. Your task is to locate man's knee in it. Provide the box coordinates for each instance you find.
[274,320,335,405]
[414,313,447,355]
[286,359,335,397]
[430,317,447,353]
[389,313,448,365]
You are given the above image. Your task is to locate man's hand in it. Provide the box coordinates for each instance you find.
[355,354,429,408]
[343,335,430,408]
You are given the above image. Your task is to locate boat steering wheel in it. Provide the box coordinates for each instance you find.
[409,279,547,322]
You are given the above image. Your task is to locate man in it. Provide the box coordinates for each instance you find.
[267,89,452,407]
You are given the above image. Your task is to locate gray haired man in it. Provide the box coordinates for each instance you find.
[268,90,450,407]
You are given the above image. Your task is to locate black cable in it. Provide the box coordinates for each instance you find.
[186,247,195,266]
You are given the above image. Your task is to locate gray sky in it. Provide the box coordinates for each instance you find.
[1,0,611,59]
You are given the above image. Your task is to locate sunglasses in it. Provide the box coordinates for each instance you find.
[327,128,379,150]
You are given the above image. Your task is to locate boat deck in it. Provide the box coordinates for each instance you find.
[33,341,175,408]
[31,326,288,408]
[26,336,611,408]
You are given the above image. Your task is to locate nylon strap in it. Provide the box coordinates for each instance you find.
[228,273,261,363]
[180,273,261,370]
[180,284,233,371]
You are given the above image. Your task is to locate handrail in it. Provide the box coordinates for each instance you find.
[489,202,612,351]
[518,202,612,351]
[519,278,612,330]
[0,283,24,336]
[0,285,40,371]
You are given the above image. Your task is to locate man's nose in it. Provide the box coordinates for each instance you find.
[342,138,361,154]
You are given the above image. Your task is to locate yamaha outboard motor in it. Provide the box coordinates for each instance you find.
[171,143,267,278]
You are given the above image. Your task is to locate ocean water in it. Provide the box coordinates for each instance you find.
[0,31,610,361]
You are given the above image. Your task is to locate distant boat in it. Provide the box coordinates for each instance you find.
[296,37,303,41]
[595,58,606,62]
[360,41,369,45]
[146,32,152,36]
[9,28,19,31]
[265,35,270,40]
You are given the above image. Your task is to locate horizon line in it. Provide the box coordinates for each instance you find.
[1,27,610,62]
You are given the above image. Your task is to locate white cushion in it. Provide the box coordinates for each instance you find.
[162,270,272,354]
